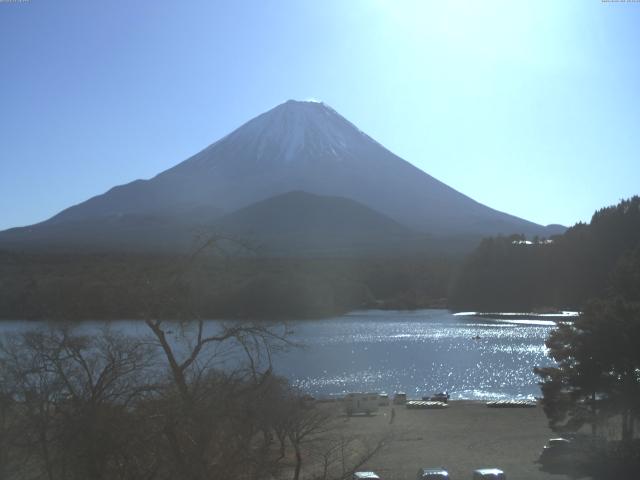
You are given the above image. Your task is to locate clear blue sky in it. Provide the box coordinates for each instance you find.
[1,0,639,230]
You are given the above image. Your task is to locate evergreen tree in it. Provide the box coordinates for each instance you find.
[535,299,640,441]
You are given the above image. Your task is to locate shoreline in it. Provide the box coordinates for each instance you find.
[0,307,580,323]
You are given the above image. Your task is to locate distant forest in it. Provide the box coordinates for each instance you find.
[449,196,640,311]
[1,197,638,320]
[0,251,453,320]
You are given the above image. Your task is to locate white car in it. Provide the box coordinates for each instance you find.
[353,471,381,480]
[472,468,505,479]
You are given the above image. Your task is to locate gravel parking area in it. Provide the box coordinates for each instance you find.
[339,401,586,480]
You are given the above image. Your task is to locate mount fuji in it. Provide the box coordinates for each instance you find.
[0,100,564,254]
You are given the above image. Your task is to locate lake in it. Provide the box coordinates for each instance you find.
[0,309,557,401]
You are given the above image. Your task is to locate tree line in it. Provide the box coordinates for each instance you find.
[0,251,455,321]
[449,196,640,312]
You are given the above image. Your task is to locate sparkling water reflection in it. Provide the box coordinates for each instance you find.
[274,309,555,400]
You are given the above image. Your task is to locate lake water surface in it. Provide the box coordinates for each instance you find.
[0,309,556,400]
[274,309,556,400]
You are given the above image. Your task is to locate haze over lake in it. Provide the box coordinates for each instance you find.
[0,309,555,401]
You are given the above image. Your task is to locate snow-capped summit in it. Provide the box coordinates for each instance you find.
[176,99,373,170]
[0,100,565,253]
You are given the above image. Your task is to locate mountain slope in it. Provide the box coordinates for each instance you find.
[0,211,213,253]
[0,100,564,253]
[214,191,422,255]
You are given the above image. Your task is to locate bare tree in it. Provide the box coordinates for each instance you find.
[0,326,157,480]
[140,315,292,480]
[310,432,390,480]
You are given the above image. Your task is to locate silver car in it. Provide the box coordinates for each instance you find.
[417,467,449,479]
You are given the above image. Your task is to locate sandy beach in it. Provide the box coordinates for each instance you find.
[336,400,582,480]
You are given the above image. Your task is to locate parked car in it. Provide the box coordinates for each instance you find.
[421,392,450,403]
[538,438,572,464]
[416,467,449,479]
[393,392,407,405]
[472,468,505,479]
[353,471,381,479]
[431,392,450,403]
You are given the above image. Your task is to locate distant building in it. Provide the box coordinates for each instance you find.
[511,239,554,246]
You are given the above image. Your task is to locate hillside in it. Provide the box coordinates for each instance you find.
[449,196,640,311]
[214,191,423,255]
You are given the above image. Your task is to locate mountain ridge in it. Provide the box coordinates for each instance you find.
[0,100,565,254]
